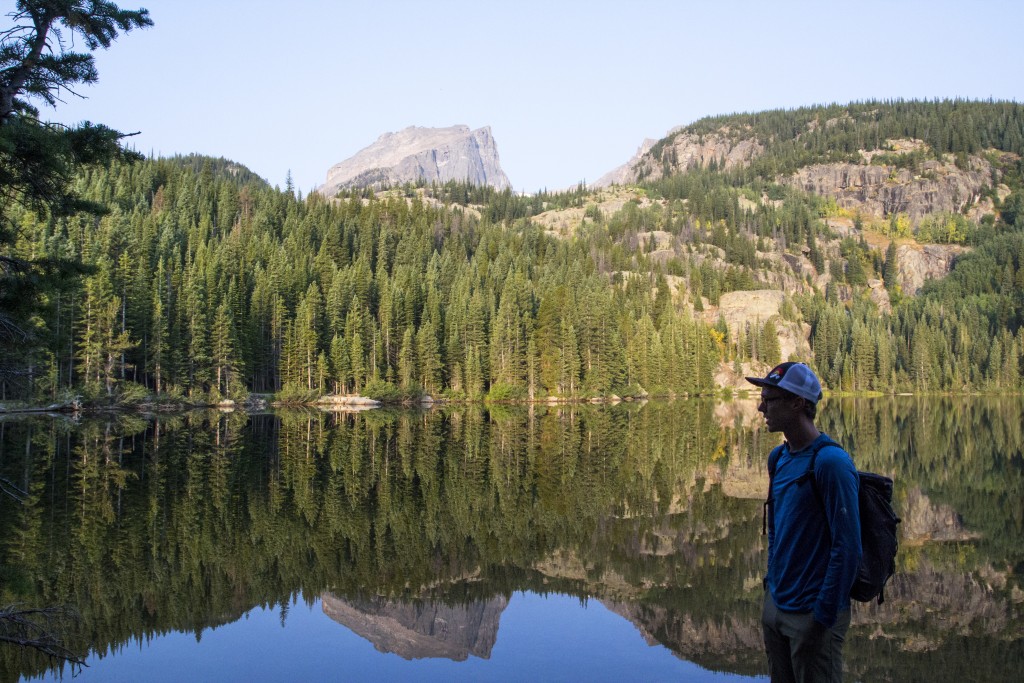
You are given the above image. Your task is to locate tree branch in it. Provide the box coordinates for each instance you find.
[0,605,87,669]
[0,6,53,120]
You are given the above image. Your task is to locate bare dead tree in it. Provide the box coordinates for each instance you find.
[0,604,87,670]
[1,490,85,669]
[0,475,27,502]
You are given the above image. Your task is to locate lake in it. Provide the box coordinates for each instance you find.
[1,397,1022,682]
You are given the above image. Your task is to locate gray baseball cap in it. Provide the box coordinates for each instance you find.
[745,362,823,403]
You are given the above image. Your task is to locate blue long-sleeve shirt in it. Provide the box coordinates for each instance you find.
[766,433,862,628]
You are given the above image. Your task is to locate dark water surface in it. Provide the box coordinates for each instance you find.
[1,397,1022,682]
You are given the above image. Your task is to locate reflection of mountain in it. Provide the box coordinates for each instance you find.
[4,399,1024,682]
[321,593,508,661]
[601,600,766,675]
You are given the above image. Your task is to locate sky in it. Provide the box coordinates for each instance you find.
[19,0,1024,195]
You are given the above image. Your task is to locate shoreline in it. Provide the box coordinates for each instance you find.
[1,389,1019,417]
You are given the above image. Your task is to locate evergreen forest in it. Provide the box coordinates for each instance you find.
[2,99,1024,406]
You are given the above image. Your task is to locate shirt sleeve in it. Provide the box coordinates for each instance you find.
[812,446,863,628]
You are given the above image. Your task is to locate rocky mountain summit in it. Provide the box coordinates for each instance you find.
[318,125,510,196]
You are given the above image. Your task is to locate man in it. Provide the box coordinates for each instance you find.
[747,362,861,683]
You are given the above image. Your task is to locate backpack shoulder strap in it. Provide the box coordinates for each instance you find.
[767,443,785,479]
[803,436,843,484]
[804,437,847,534]
[763,444,786,535]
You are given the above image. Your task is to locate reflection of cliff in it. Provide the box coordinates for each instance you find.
[900,487,979,542]
[853,557,1018,639]
[4,400,1024,682]
[320,593,507,661]
[601,600,766,675]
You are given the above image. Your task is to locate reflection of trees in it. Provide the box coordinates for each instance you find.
[820,396,1024,562]
[0,398,1021,681]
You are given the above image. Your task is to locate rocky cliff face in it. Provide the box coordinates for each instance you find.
[320,592,507,661]
[900,487,979,542]
[893,243,968,295]
[601,600,767,673]
[318,125,510,195]
[620,131,764,185]
[699,289,811,361]
[783,155,992,224]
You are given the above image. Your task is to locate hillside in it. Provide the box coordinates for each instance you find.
[1,100,1023,406]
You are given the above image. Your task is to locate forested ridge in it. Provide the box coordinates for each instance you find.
[2,99,1024,406]
[649,98,1024,178]
[3,154,720,403]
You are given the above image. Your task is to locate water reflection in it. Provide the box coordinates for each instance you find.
[0,397,1022,681]
[321,592,506,661]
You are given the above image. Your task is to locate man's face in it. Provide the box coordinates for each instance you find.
[758,389,800,433]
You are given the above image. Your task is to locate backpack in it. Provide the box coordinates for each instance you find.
[766,437,901,604]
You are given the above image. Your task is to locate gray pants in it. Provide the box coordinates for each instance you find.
[761,591,851,683]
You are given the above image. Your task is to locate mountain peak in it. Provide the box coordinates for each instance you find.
[319,125,510,195]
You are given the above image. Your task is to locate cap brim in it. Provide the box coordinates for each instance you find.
[745,377,771,387]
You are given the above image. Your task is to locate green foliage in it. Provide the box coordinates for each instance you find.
[1002,191,1024,227]
[0,155,727,402]
[913,213,975,244]
[273,384,319,404]
[361,378,404,402]
[485,381,526,402]
[0,0,151,390]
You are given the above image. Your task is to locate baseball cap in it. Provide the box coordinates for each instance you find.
[745,362,823,403]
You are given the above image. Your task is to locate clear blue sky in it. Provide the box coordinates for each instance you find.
[24,0,1024,194]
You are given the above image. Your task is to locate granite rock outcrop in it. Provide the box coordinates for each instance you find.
[319,125,510,195]
[783,155,992,225]
[893,243,967,295]
[619,131,765,184]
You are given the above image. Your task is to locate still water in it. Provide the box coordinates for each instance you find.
[1,397,1022,682]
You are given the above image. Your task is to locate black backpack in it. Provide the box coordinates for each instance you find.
[766,437,901,604]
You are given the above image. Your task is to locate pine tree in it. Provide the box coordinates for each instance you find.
[560,319,581,395]
[148,259,170,393]
[77,275,134,396]
[416,321,442,395]
[329,333,349,394]
[211,301,242,398]
[398,326,416,391]
[883,240,899,291]
[760,319,782,367]
[0,2,151,384]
